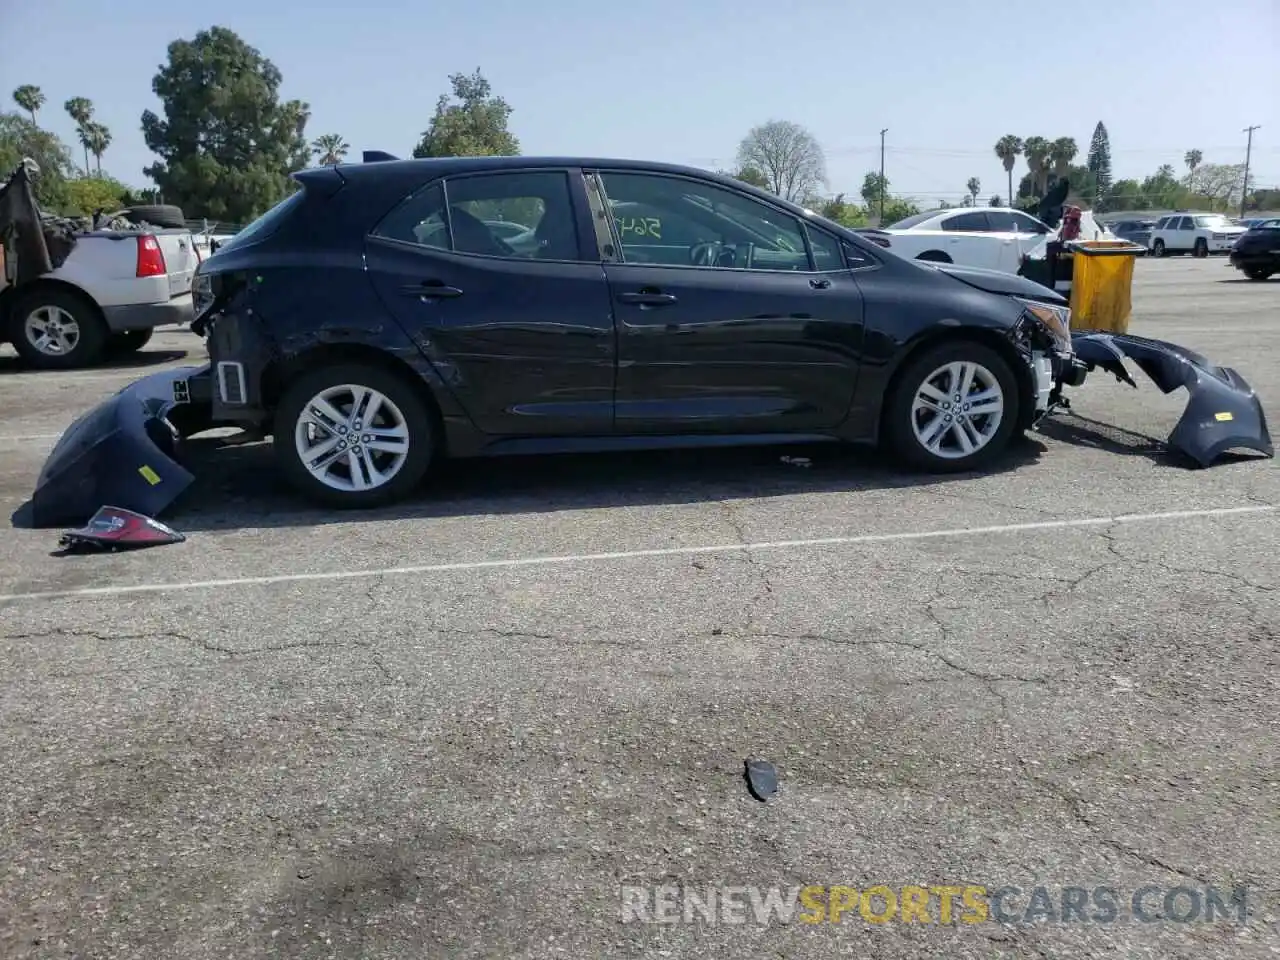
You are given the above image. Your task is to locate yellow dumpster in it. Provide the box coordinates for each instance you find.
[1065,240,1146,333]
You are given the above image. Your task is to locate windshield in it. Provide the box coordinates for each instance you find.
[1193,215,1229,228]
[214,189,303,254]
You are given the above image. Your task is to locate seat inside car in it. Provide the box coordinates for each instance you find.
[532,199,579,260]
[448,205,510,258]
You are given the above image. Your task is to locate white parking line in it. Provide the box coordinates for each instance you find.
[0,504,1271,604]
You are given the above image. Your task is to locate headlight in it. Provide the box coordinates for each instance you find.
[1014,297,1071,351]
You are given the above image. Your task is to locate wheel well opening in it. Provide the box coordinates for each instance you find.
[261,344,447,451]
[880,329,1035,437]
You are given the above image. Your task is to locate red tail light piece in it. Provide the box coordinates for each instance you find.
[135,234,167,277]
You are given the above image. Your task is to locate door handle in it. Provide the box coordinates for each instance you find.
[400,280,464,300]
[809,277,832,289]
[618,291,677,306]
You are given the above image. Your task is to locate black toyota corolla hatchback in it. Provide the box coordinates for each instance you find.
[191,154,1077,509]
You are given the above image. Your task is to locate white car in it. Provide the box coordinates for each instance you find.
[1,223,199,369]
[1148,213,1248,257]
[867,207,1054,274]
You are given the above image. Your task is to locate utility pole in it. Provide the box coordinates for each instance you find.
[879,128,888,223]
[1241,125,1260,219]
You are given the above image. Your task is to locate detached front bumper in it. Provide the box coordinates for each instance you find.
[24,365,215,527]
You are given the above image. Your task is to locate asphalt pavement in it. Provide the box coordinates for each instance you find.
[1,258,1278,959]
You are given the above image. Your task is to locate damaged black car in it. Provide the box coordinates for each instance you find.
[23,154,1272,524]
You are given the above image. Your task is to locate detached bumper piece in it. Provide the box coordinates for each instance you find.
[1071,332,1274,468]
[27,364,214,527]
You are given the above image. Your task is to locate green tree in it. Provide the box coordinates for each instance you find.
[1140,164,1184,209]
[878,197,919,226]
[311,133,349,166]
[142,27,311,222]
[0,112,74,208]
[818,193,867,228]
[64,96,94,173]
[988,194,1003,207]
[62,175,131,216]
[1183,149,1202,180]
[1049,137,1078,180]
[727,165,769,189]
[1086,121,1112,206]
[413,69,519,158]
[1020,163,1097,208]
[1022,136,1051,196]
[965,176,980,205]
[12,85,45,125]
[860,171,888,209]
[994,135,1023,206]
[80,121,111,174]
[1108,179,1146,210]
[736,120,826,202]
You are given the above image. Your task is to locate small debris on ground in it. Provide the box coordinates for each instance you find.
[57,506,186,554]
[744,759,779,802]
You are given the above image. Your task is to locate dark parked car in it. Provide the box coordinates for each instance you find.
[1109,219,1155,251]
[1229,218,1280,281]
[191,155,1075,508]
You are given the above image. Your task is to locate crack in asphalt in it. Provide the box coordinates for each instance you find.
[716,499,776,636]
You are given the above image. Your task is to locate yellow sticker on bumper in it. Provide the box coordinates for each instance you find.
[1214,412,1234,422]
[139,465,162,485]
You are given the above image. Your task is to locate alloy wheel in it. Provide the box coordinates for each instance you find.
[294,384,412,492]
[24,306,81,356]
[910,361,1004,459]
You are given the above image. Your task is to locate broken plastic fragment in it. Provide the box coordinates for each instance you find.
[57,505,186,554]
[744,759,779,802]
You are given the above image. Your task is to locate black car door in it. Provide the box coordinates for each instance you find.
[365,168,616,437]
[587,168,865,435]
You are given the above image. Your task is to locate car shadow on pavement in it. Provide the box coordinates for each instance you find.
[1217,278,1278,283]
[0,348,190,375]
[154,433,1051,533]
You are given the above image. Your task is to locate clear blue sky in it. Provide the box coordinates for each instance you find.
[2,0,1276,206]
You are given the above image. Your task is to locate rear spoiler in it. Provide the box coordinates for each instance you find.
[362,151,399,163]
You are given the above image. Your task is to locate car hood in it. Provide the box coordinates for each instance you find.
[927,261,1067,304]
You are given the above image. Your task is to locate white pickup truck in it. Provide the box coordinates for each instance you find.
[0,218,199,370]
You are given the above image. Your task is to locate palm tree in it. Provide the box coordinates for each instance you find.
[64,97,94,173]
[12,84,45,124]
[994,135,1023,206]
[1049,137,1078,182]
[1184,148,1202,186]
[311,134,350,166]
[82,123,112,175]
[1023,136,1051,197]
[966,177,981,206]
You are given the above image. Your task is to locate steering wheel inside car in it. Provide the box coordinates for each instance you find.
[689,242,721,266]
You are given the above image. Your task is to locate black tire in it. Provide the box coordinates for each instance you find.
[1245,268,1274,281]
[121,204,186,229]
[916,250,953,263]
[105,328,154,355]
[1194,238,1209,258]
[273,363,435,509]
[1152,239,1166,257]
[9,286,108,370]
[883,339,1021,474]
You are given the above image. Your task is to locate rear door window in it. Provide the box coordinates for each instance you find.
[941,212,991,232]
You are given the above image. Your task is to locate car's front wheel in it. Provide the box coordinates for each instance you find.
[884,340,1020,473]
[1194,238,1209,258]
[1245,267,1274,281]
[273,363,435,509]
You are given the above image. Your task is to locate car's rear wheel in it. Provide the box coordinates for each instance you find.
[1152,239,1166,257]
[884,340,1020,473]
[1245,267,1274,281]
[273,363,435,509]
[1194,238,1209,258]
[10,286,108,370]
